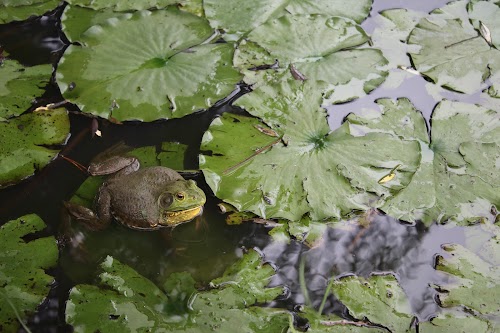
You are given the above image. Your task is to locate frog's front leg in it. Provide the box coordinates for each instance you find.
[64,187,113,231]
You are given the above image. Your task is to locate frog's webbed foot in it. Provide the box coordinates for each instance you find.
[63,201,109,231]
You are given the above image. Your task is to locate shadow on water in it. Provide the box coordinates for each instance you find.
[0,1,483,332]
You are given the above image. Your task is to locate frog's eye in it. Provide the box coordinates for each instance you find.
[176,192,185,200]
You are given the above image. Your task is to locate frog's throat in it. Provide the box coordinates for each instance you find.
[160,206,203,226]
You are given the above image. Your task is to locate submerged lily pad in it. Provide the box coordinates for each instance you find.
[57,8,241,122]
[408,0,500,96]
[200,80,421,222]
[0,57,52,120]
[347,98,499,225]
[66,250,290,332]
[234,14,387,103]
[0,214,58,332]
[204,0,372,38]
[331,274,414,332]
[0,0,60,24]
[0,108,70,188]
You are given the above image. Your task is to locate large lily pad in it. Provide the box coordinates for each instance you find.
[57,8,241,122]
[204,0,372,39]
[0,56,52,120]
[0,108,70,188]
[0,0,60,24]
[346,98,499,225]
[408,0,500,96]
[200,80,421,222]
[331,274,414,332]
[234,14,388,103]
[66,250,290,332]
[0,214,58,332]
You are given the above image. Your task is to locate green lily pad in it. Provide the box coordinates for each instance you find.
[57,8,241,122]
[419,313,491,333]
[0,57,52,120]
[0,214,58,332]
[298,307,386,332]
[0,0,60,24]
[0,108,70,188]
[234,14,388,103]
[331,274,414,332]
[66,0,178,11]
[200,80,421,222]
[434,242,500,317]
[408,0,500,96]
[204,0,372,39]
[346,98,499,225]
[66,250,290,332]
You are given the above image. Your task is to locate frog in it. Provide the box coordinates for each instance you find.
[64,154,206,231]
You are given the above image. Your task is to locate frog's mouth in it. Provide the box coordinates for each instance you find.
[160,205,203,227]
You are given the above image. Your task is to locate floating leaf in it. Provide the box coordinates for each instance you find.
[0,0,60,24]
[434,241,500,317]
[57,8,241,122]
[200,80,421,222]
[66,0,178,11]
[0,57,52,119]
[204,0,372,39]
[408,0,500,95]
[347,98,499,225]
[234,14,388,103]
[66,251,290,332]
[468,0,500,49]
[419,313,491,333]
[331,274,414,332]
[298,307,386,332]
[0,214,58,332]
[0,108,70,188]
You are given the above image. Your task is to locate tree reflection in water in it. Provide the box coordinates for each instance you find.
[257,211,465,321]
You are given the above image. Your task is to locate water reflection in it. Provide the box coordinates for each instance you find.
[252,212,466,321]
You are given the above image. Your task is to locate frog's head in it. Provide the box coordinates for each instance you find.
[157,179,206,227]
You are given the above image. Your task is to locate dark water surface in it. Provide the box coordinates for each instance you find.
[0,1,483,332]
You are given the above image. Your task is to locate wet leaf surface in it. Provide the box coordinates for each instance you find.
[0,108,70,188]
[434,234,500,316]
[234,14,387,103]
[347,98,499,225]
[57,8,241,121]
[0,57,52,119]
[0,214,58,332]
[331,274,414,332]
[200,81,421,222]
[66,250,291,332]
[419,313,491,333]
[0,0,59,24]
[408,0,500,96]
[298,307,386,332]
[204,0,372,39]
[66,0,178,11]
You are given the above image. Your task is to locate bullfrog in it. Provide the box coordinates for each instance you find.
[64,154,206,231]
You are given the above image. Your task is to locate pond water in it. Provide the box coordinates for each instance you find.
[0,1,497,332]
